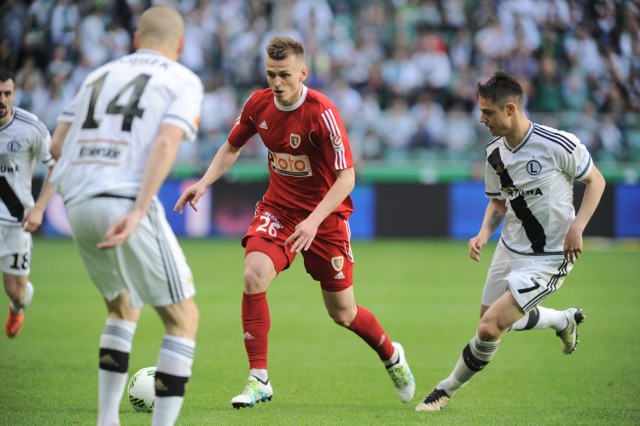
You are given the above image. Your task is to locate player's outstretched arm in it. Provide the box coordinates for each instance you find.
[469,198,506,262]
[563,164,605,263]
[174,182,207,214]
[174,141,242,214]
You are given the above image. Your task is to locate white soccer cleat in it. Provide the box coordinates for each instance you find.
[556,307,585,355]
[415,388,451,412]
[231,376,273,409]
[386,342,416,403]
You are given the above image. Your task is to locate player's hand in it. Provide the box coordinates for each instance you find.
[563,223,584,264]
[97,210,144,250]
[21,207,45,233]
[174,182,206,214]
[285,218,319,253]
[468,235,486,262]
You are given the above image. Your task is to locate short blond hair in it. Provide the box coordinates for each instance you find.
[266,37,305,60]
[137,6,184,46]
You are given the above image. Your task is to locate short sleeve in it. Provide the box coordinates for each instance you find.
[228,92,258,147]
[317,106,353,171]
[572,144,593,181]
[57,88,84,123]
[484,159,502,199]
[36,131,55,167]
[163,73,204,143]
[556,135,593,182]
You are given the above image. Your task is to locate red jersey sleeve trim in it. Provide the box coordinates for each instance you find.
[320,108,350,170]
[228,92,258,147]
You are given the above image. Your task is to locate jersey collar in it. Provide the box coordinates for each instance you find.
[135,49,163,56]
[507,121,534,154]
[0,109,15,131]
[274,85,307,112]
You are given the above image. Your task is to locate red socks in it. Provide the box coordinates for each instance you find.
[242,294,394,367]
[242,292,270,369]
[347,305,394,360]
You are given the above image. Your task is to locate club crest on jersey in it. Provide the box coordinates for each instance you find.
[6,139,20,153]
[290,133,301,149]
[526,160,542,176]
[331,256,344,272]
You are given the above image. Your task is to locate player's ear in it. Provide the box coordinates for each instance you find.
[177,35,185,56]
[133,32,141,50]
[506,102,517,116]
[300,65,308,82]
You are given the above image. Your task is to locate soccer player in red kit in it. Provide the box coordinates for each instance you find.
[174,36,415,408]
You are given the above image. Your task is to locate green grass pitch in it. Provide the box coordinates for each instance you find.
[1,238,639,425]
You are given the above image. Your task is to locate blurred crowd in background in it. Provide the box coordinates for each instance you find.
[1,0,639,174]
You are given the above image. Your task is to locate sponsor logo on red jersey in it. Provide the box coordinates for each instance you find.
[268,151,313,177]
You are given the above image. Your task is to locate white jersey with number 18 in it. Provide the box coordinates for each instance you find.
[0,107,53,225]
[50,49,203,205]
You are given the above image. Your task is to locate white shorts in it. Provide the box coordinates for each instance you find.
[481,240,573,313]
[0,224,32,276]
[66,196,195,308]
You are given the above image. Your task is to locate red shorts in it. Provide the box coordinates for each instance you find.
[242,202,354,292]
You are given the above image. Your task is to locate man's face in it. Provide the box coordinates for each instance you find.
[478,96,512,137]
[265,54,307,107]
[0,78,16,126]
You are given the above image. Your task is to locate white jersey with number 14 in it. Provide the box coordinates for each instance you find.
[50,49,203,205]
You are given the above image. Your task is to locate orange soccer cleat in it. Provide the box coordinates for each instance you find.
[6,307,25,338]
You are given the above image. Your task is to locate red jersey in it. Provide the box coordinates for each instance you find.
[228,86,354,218]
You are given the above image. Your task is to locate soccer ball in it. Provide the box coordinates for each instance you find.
[127,366,156,413]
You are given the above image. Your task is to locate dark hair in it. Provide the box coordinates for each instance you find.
[476,70,523,109]
[266,36,304,60]
[0,70,16,85]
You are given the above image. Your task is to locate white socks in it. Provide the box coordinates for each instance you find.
[510,306,568,332]
[152,335,196,426]
[10,281,34,312]
[250,368,269,383]
[438,332,500,395]
[97,318,136,426]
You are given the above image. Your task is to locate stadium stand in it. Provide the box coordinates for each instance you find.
[2,0,638,179]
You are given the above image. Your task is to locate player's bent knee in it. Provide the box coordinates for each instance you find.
[106,293,140,322]
[477,322,500,341]
[243,268,271,293]
[156,300,199,339]
[155,371,189,397]
[328,310,355,327]
[330,316,351,327]
[3,275,27,300]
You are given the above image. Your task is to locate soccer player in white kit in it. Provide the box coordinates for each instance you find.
[0,70,55,339]
[48,7,202,426]
[416,70,606,412]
